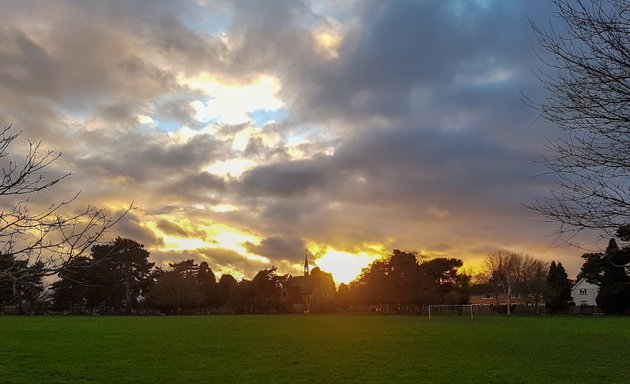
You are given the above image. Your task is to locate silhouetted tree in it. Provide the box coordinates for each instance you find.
[529,0,630,240]
[308,267,337,312]
[0,125,127,285]
[197,262,220,309]
[0,254,44,313]
[151,259,220,313]
[418,258,468,305]
[90,238,154,314]
[520,257,549,313]
[388,250,422,304]
[169,259,198,279]
[152,260,202,313]
[351,258,392,305]
[545,261,572,312]
[482,252,547,314]
[249,267,288,313]
[483,251,525,315]
[218,274,239,308]
[350,250,469,310]
[51,256,93,312]
[337,283,351,310]
[580,238,630,314]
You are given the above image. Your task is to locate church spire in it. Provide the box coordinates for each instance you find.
[303,249,309,276]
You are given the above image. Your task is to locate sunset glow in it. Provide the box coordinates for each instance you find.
[206,158,257,178]
[0,0,585,286]
[316,249,381,284]
[181,74,284,125]
[314,29,342,58]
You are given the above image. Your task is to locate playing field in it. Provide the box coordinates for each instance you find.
[0,314,628,383]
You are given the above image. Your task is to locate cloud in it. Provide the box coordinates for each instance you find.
[0,0,586,280]
[155,219,209,240]
[112,211,164,249]
[75,133,223,183]
[238,157,335,197]
[244,236,306,263]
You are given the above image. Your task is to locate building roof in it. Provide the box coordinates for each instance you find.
[571,277,599,290]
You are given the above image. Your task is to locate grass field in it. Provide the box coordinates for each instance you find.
[1,314,629,383]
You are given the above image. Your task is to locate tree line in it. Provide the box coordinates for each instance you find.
[1,242,584,315]
[338,250,470,312]
[479,251,571,315]
[0,242,469,314]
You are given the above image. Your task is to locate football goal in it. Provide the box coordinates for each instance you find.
[427,304,477,320]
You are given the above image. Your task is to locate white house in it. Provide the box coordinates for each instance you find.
[571,278,599,307]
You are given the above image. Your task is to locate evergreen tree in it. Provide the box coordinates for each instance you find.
[152,260,202,313]
[51,256,93,311]
[197,262,220,309]
[217,274,239,308]
[545,261,572,312]
[597,240,630,314]
[579,238,630,314]
[0,254,44,313]
[88,238,155,314]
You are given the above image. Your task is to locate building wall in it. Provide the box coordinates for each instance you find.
[469,293,544,307]
[571,278,599,307]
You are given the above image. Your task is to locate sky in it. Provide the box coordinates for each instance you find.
[0,0,593,283]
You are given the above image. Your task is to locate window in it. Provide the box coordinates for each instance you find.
[511,293,521,298]
[579,289,587,295]
[580,300,588,307]
[471,294,480,298]
[482,293,494,299]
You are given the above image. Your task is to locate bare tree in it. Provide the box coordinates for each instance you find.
[529,0,630,241]
[0,125,128,284]
[483,251,549,315]
[519,257,549,314]
[483,251,524,315]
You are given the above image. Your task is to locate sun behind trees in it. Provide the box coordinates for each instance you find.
[339,250,470,312]
[6,242,582,315]
[40,247,473,314]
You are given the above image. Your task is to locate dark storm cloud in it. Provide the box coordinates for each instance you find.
[223,0,316,73]
[76,133,223,182]
[238,126,542,210]
[244,236,306,262]
[0,23,176,108]
[284,0,555,125]
[239,157,335,197]
[227,122,556,258]
[159,172,227,202]
[212,0,571,266]
[0,28,54,98]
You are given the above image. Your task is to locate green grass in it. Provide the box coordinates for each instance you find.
[1,314,629,383]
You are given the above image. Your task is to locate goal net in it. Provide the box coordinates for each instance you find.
[427,304,477,319]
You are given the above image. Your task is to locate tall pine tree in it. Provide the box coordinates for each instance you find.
[545,261,572,313]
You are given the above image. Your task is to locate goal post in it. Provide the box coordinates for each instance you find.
[427,304,476,320]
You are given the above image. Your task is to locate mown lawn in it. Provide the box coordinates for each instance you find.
[0,314,628,383]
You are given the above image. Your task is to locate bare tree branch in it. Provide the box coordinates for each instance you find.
[0,125,130,283]
[528,0,630,242]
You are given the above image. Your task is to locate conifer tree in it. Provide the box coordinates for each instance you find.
[544,261,572,312]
